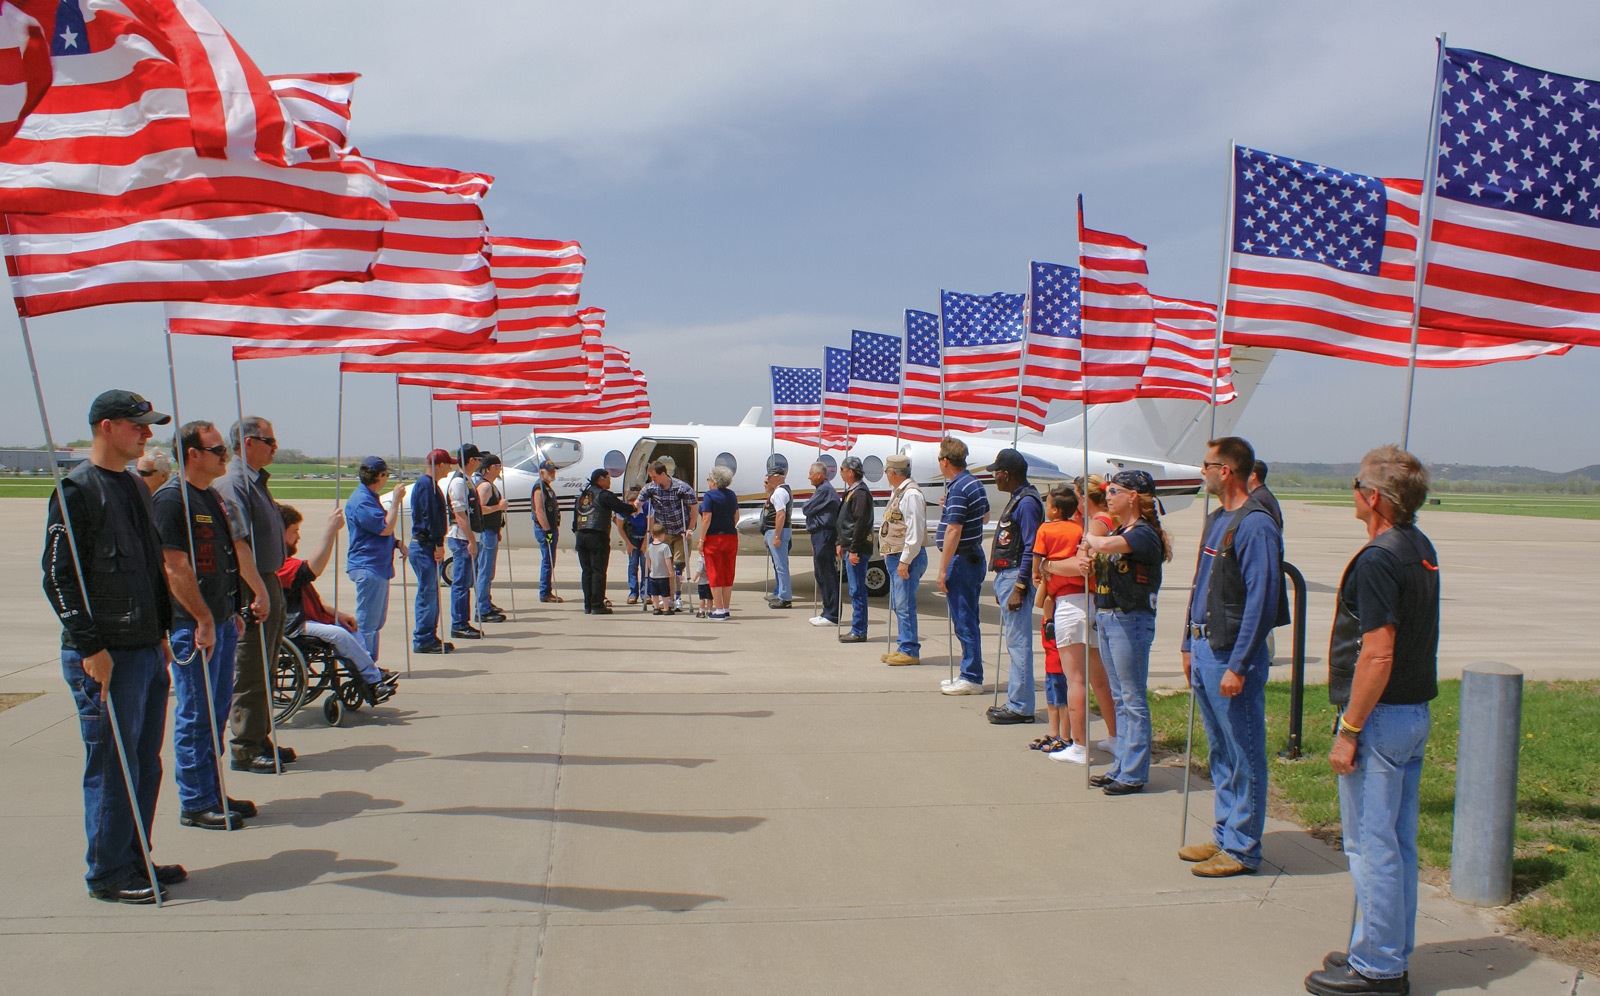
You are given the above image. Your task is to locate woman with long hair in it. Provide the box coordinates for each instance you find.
[1042,474,1119,756]
[1081,470,1171,795]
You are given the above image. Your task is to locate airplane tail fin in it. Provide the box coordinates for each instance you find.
[1038,346,1276,465]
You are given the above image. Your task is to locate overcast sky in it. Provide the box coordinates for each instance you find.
[5,0,1598,470]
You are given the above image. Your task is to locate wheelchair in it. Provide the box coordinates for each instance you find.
[272,629,394,727]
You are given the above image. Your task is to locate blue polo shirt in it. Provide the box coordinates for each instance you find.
[937,469,989,554]
[345,484,397,579]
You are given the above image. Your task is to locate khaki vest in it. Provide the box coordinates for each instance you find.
[880,482,917,555]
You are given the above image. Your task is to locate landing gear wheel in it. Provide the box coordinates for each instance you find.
[440,556,452,586]
[323,695,344,727]
[866,560,890,598]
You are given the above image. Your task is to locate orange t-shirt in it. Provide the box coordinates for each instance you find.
[1032,519,1085,597]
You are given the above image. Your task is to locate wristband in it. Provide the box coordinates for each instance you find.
[1338,716,1363,736]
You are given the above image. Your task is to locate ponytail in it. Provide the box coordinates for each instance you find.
[1135,493,1173,562]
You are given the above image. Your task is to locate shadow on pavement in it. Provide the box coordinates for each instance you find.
[434,751,714,768]
[553,646,736,656]
[1391,936,1539,996]
[518,709,774,719]
[400,668,490,679]
[413,806,764,833]
[549,669,729,676]
[295,744,431,772]
[329,874,724,911]
[197,849,398,902]
[257,790,406,828]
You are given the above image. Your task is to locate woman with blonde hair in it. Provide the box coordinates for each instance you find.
[1080,470,1171,794]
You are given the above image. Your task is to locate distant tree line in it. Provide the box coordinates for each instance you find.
[1278,471,1596,495]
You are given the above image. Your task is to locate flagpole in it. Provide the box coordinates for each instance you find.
[938,302,954,686]
[1077,197,1095,792]
[395,376,411,676]
[496,413,516,621]
[233,356,283,776]
[164,327,236,831]
[1012,272,1032,447]
[452,401,474,627]
[333,366,344,613]
[1401,33,1449,450]
[15,310,165,904]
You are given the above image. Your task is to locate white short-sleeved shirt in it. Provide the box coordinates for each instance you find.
[769,485,791,514]
[445,473,472,541]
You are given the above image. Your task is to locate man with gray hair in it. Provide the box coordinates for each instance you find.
[135,450,170,494]
[760,453,793,608]
[214,416,295,774]
[880,453,926,665]
[802,461,840,627]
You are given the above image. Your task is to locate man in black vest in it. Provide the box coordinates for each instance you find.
[986,449,1043,724]
[43,390,179,903]
[572,468,637,614]
[1248,459,1284,531]
[835,456,874,642]
[1180,436,1285,878]
[1304,446,1438,996]
[473,453,509,623]
[803,461,841,626]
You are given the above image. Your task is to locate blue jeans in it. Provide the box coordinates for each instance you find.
[626,541,645,599]
[537,528,557,599]
[61,644,168,888]
[886,549,926,656]
[408,541,441,648]
[348,568,389,660]
[302,620,382,684]
[1341,702,1431,980]
[993,568,1036,716]
[1098,608,1155,786]
[169,624,237,813]
[843,551,869,635]
[812,530,839,623]
[446,536,474,630]
[474,530,499,615]
[1191,638,1269,868]
[946,550,986,683]
[765,528,792,600]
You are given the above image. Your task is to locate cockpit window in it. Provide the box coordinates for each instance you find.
[503,435,583,472]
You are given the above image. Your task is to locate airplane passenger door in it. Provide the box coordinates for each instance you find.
[624,438,659,491]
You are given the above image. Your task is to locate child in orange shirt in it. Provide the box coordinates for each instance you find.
[1031,486,1085,759]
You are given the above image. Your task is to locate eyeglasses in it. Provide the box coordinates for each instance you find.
[198,444,228,458]
[1352,478,1371,491]
[1105,485,1131,496]
[137,468,160,477]
[1202,460,1226,470]
[248,435,277,448]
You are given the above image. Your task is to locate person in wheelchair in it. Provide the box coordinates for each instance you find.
[276,505,398,706]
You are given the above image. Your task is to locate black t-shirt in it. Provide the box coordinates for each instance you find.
[152,479,239,628]
[1346,528,1439,704]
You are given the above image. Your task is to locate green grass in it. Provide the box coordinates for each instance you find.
[1276,490,1600,520]
[1147,679,1600,950]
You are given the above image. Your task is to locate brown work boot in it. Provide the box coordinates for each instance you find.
[1178,840,1220,863]
[885,652,921,666]
[1190,851,1255,878]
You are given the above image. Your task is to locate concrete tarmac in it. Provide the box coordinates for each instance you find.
[0,497,1592,995]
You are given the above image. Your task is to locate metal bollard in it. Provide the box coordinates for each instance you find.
[1450,661,1524,907]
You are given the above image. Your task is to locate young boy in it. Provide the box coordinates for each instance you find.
[622,486,649,605]
[645,523,677,614]
[1030,486,1085,759]
[688,553,713,618]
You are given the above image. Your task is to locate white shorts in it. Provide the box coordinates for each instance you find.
[1053,590,1090,646]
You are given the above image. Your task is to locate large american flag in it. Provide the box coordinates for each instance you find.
[1225,145,1568,365]
[0,1,53,145]
[0,1,389,219]
[941,289,1046,429]
[1022,260,1082,401]
[1078,202,1155,403]
[847,329,901,432]
[166,158,495,351]
[1140,297,1235,403]
[462,345,648,429]
[1421,47,1600,347]
[771,365,822,446]
[899,309,944,442]
[821,345,853,449]
[266,72,357,155]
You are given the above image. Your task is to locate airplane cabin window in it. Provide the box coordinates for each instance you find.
[863,455,883,482]
[603,449,627,479]
[500,435,537,473]
[819,454,837,480]
[714,452,737,474]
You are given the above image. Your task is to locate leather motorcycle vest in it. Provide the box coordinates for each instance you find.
[990,484,1041,572]
[759,485,789,533]
[1201,495,1290,652]
[474,474,504,532]
[63,462,167,650]
[573,485,607,533]
[536,479,561,530]
[1327,525,1439,706]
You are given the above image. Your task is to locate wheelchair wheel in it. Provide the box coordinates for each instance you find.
[322,695,344,727]
[339,681,365,713]
[273,639,309,724]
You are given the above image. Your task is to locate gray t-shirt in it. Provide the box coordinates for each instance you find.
[214,457,286,574]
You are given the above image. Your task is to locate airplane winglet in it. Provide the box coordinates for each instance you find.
[739,406,762,427]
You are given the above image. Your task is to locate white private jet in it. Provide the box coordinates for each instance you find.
[432,346,1276,596]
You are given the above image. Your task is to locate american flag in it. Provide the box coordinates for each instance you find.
[0,1,390,219]
[847,329,901,432]
[1421,47,1600,347]
[4,73,384,317]
[899,309,949,442]
[821,345,853,449]
[0,1,53,145]
[941,289,1046,429]
[771,365,822,446]
[490,237,584,341]
[1140,296,1235,403]
[1078,201,1155,403]
[1225,145,1568,365]
[266,72,357,156]
[462,345,648,429]
[1023,260,1082,401]
[378,302,604,402]
[166,158,495,351]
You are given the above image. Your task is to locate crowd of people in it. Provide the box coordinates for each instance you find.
[44,387,1444,996]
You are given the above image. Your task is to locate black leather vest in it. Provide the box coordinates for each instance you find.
[1095,521,1163,613]
[536,479,561,530]
[474,474,504,532]
[759,485,789,533]
[1328,526,1439,706]
[63,462,168,650]
[990,484,1041,572]
[573,485,607,533]
[1201,496,1290,652]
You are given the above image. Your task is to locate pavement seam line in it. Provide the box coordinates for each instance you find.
[530,692,568,996]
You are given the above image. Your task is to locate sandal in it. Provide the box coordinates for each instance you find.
[627,596,638,605]
[1028,736,1053,751]
[652,608,664,615]
[541,595,564,603]
[603,598,613,608]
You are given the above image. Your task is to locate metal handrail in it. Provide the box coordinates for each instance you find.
[1280,561,1309,760]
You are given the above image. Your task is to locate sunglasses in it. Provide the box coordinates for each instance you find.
[1105,485,1131,496]
[248,435,277,448]
[137,468,160,477]
[1352,478,1371,491]
[197,444,228,458]
[1202,460,1227,470]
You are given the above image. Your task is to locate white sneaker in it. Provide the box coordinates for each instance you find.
[1049,743,1087,764]
[1096,738,1116,753]
[941,678,983,695]
[809,616,834,627]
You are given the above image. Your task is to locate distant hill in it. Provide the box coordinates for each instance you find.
[1263,461,1598,491]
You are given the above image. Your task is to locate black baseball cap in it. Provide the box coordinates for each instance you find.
[458,443,482,464]
[985,448,1028,476]
[480,453,501,468]
[88,390,170,427]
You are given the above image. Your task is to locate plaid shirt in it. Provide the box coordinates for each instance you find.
[640,476,698,535]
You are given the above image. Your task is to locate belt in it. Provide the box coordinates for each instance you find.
[1187,622,1209,640]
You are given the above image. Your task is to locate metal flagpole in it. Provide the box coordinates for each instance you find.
[232,357,282,775]
[1181,139,1238,840]
[496,414,516,620]
[765,375,774,599]
[939,307,955,686]
[333,367,343,613]
[16,313,164,904]
[164,328,235,830]
[1400,33,1449,450]
[1078,201,1097,790]
[395,377,411,676]
[887,344,904,662]
[453,402,474,627]
[1011,276,1033,448]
